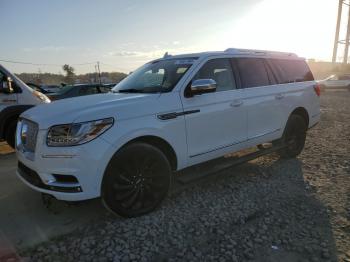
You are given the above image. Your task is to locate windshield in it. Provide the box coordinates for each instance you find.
[112,58,197,93]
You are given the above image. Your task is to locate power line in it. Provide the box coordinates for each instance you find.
[0,59,98,67]
[0,59,61,66]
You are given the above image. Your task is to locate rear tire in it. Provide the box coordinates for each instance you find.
[279,115,307,158]
[5,120,17,149]
[101,142,172,218]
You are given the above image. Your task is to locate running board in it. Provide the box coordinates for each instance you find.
[175,143,285,185]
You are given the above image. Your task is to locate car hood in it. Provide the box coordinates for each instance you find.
[21,92,159,129]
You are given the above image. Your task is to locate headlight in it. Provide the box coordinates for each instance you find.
[47,118,114,147]
[33,90,51,103]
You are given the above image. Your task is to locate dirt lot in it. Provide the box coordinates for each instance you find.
[1,90,349,262]
[0,142,14,156]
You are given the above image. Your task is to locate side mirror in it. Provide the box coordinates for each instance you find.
[0,77,14,94]
[189,79,217,96]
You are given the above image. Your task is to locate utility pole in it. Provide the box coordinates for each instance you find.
[344,4,350,64]
[333,0,343,63]
[97,61,102,86]
[94,65,98,83]
[37,68,42,84]
[332,0,350,64]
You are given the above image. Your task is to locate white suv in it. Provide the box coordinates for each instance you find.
[16,48,321,217]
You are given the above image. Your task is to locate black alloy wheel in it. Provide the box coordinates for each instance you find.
[102,142,172,217]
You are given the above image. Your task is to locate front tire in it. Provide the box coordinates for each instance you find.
[279,115,307,158]
[5,120,17,149]
[101,142,172,218]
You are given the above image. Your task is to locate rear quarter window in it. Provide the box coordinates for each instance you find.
[268,59,314,84]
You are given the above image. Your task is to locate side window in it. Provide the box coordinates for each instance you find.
[79,86,99,96]
[268,59,314,84]
[235,58,270,88]
[99,86,111,93]
[193,58,236,92]
[78,87,87,95]
[263,59,278,85]
[0,71,20,93]
[0,71,5,81]
[87,86,99,95]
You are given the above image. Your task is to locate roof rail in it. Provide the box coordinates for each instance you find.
[224,48,298,58]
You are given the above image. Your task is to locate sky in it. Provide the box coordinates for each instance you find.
[0,0,342,74]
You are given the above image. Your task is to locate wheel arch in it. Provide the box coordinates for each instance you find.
[120,135,178,171]
[280,107,310,139]
[290,107,309,127]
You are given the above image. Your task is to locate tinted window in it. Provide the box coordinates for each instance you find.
[268,59,314,83]
[0,71,5,81]
[235,58,270,88]
[193,58,236,92]
[78,86,98,96]
[100,86,112,93]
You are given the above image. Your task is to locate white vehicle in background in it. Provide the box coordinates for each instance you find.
[16,48,320,217]
[0,64,50,148]
[319,73,350,88]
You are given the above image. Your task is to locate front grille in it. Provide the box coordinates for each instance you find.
[21,119,38,152]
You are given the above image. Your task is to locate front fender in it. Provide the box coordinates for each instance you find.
[102,127,185,166]
[96,112,188,177]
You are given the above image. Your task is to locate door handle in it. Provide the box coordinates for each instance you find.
[230,100,243,107]
[275,94,284,100]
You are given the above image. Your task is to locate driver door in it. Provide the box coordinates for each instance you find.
[181,58,246,160]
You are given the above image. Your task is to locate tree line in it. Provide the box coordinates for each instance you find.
[16,64,128,85]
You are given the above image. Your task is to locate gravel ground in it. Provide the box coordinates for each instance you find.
[22,90,349,262]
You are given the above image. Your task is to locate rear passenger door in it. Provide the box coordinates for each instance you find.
[234,58,285,141]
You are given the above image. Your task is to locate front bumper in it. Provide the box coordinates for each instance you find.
[16,129,114,201]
